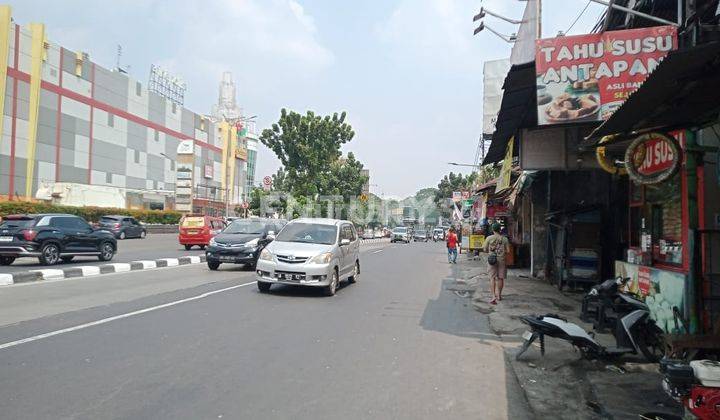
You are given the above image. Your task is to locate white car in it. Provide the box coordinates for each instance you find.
[362,230,375,240]
[255,218,361,296]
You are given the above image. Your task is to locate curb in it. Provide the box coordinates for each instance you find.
[0,255,206,286]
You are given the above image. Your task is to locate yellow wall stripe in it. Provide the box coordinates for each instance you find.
[25,23,45,200]
[0,6,12,172]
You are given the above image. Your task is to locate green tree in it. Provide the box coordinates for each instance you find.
[260,109,355,196]
[322,152,368,199]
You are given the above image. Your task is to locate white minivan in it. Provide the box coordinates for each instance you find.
[255,218,361,296]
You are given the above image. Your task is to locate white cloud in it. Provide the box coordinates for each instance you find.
[375,0,509,72]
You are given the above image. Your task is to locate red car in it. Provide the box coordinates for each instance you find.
[178,215,225,250]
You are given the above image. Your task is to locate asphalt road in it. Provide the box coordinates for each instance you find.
[0,241,530,420]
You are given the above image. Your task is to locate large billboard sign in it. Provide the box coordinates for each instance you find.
[483,59,511,136]
[535,26,677,125]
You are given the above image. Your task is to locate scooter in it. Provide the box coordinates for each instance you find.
[517,302,665,362]
[581,276,637,332]
[641,358,720,420]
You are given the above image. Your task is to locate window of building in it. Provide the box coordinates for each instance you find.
[172,102,177,114]
[628,174,683,267]
[134,150,140,164]
[170,160,175,171]
[135,81,142,96]
[108,113,114,127]
[106,172,112,184]
[154,130,160,142]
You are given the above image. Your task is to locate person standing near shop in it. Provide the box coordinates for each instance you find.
[446,227,458,264]
[483,223,510,304]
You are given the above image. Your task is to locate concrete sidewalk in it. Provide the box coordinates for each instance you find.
[446,254,681,420]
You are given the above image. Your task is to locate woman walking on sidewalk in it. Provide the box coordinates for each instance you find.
[483,223,510,305]
[446,227,458,264]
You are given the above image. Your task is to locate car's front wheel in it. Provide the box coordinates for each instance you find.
[39,243,60,265]
[324,269,339,296]
[98,242,115,261]
[118,231,126,240]
[140,230,147,239]
[207,261,220,270]
[0,256,15,266]
[184,244,192,251]
[257,281,271,293]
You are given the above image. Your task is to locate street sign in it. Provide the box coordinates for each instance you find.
[360,193,368,202]
[241,202,249,209]
[263,176,272,186]
[461,191,470,199]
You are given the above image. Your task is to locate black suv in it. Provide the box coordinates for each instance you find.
[0,214,117,266]
[98,215,147,239]
[206,218,286,270]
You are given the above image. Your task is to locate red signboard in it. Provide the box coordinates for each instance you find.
[636,136,675,175]
[535,26,677,125]
[486,202,508,218]
[625,131,683,185]
[638,266,651,296]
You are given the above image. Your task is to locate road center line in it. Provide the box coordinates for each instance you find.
[372,250,383,254]
[0,281,257,351]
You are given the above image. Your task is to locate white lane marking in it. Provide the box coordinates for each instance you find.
[78,266,100,276]
[372,250,383,254]
[0,274,13,286]
[158,258,179,267]
[134,260,157,269]
[29,269,64,280]
[0,281,258,351]
[107,263,131,272]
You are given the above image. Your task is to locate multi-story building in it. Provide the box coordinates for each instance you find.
[209,71,258,206]
[0,7,246,215]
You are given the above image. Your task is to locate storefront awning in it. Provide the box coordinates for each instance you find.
[482,62,537,165]
[585,41,720,145]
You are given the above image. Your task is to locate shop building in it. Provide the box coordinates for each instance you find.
[0,7,247,215]
[481,1,720,340]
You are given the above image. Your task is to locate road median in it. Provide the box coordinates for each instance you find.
[0,255,206,286]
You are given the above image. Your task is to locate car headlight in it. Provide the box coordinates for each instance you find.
[243,238,259,248]
[308,252,332,264]
[209,238,217,246]
[259,249,273,261]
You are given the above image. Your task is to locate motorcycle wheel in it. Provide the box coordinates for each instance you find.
[636,322,666,363]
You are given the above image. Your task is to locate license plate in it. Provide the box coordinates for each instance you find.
[219,256,235,262]
[522,331,533,341]
[187,230,199,235]
[0,236,13,242]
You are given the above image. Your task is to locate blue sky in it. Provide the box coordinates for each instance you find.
[11,0,606,198]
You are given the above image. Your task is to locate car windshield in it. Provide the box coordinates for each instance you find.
[223,220,266,234]
[100,217,120,223]
[417,231,426,235]
[275,223,337,245]
[393,228,407,233]
[181,217,205,227]
[0,218,35,229]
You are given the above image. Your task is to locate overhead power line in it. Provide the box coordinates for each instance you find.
[566,0,592,34]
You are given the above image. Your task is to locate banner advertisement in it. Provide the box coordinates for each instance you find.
[235,146,248,161]
[615,261,686,333]
[483,59,512,135]
[535,26,677,125]
[496,137,514,192]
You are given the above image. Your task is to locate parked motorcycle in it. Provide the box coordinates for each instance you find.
[641,358,720,420]
[580,276,637,332]
[516,304,666,362]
